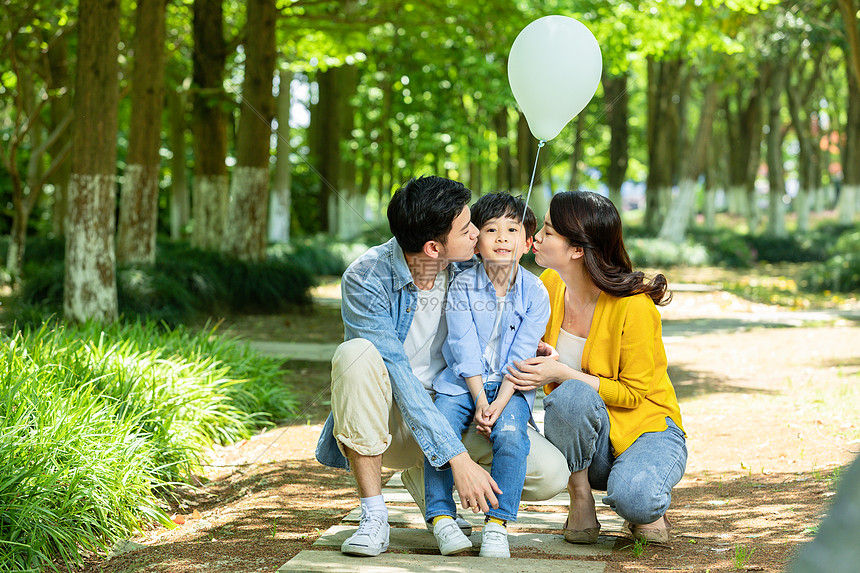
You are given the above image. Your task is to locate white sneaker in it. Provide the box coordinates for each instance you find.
[341,505,390,556]
[424,513,472,536]
[479,521,510,558]
[432,517,473,555]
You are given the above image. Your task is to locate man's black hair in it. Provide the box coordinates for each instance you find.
[387,176,472,254]
[470,192,537,238]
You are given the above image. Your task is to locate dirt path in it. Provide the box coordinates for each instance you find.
[83,290,859,573]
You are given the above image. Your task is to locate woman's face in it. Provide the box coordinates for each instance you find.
[532,210,576,270]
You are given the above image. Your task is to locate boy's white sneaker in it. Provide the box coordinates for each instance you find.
[432,517,473,555]
[341,505,390,556]
[423,513,472,536]
[479,521,510,558]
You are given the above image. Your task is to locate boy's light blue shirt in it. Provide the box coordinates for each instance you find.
[315,237,477,470]
[433,262,551,412]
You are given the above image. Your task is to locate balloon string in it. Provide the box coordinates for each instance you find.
[501,138,545,332]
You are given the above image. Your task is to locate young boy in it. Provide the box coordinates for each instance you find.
[424,193,551,558]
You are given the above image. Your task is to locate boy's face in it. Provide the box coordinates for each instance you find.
[475,215,533,265]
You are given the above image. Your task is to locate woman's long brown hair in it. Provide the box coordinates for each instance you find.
[549,191,672,306]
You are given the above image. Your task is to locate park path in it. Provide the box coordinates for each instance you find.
[278,395,619,572]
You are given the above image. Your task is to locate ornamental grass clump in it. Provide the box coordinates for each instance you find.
[0,320,297,571]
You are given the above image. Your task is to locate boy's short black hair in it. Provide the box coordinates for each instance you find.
[470,192,537,238]
[387,176,472,254]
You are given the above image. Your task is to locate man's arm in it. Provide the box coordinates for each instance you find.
[340,269,466,466]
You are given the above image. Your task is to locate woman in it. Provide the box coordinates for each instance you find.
[505,191,686,544]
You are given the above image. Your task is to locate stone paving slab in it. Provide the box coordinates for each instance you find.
[342,505,625,532]
[380,487,599,507]
[313,525,615,556]
[279,550,607,572]
[247,340,339,362]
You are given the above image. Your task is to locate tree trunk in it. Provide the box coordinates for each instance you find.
[191,0,228,250]
[337,66,362,240]
[48,33,73,238]
[604,72,629,212]
[516,112,531,190]
[766,61,787,238]
[168,88,190,240]
[64,0,121,322]
[269,69,292,243]
[494,108,512,192]
[224,0,276,261]
[725,73,765,233]
[645,57,682,233]
[840,66,860,223]
[117,0,166,265]
[659,82,719,242]
[568,112,586,191]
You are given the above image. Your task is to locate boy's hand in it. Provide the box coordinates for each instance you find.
[476,401,502,437]
[473,401,490,430]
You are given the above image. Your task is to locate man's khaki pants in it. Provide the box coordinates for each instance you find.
[331,338,570,513]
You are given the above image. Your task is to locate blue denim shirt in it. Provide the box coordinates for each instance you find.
[433,263,550,413]
[315,238,476,470]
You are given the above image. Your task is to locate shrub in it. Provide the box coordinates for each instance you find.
[800,230,860,293]
[626,238,709,268]
[0,320,295,571]
[5,240,315,327]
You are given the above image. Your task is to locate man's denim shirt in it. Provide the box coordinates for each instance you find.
[433,263,550,414]
[315,237,476,470]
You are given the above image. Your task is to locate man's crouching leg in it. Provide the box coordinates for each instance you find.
[332,339,393,556]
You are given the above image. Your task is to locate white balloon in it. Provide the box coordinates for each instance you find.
[508,16,602,142]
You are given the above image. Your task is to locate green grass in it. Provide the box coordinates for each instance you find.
[0,320,297,571]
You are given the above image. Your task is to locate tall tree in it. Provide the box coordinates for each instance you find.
[268,69,292,243]
[603,72,629,211]
[117,0,167,264]
[764,58,788,238]
[659,80,719,241]
[64,0,121,322]
[191,0,229,250]
[224,0,276,260]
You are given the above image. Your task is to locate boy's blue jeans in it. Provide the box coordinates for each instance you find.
[544,380,688,525]
[424,383,531,523]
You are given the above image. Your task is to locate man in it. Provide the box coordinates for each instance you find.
[315,176,568,556]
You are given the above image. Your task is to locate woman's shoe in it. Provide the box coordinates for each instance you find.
[562,517,600,544]
[625,515,671,544]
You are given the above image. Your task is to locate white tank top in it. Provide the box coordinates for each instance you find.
[555,327,586,373]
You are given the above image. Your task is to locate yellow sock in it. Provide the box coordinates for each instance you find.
[486,516,506,527]
[432,515,454,526]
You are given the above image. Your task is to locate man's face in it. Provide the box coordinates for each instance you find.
[475,215,532,266]
[438,205,479,262]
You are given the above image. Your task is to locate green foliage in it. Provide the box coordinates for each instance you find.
[626,237,710,268]
[800,230,860,293]
[5,239,315,327]
[270,235,369,277]
[0,320,293,571]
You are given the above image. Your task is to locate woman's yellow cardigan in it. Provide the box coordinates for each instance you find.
[541,269,685,456]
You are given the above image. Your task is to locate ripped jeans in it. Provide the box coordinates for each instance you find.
[424,382,531,523]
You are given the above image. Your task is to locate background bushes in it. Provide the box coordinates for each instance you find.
[4,238,318,327]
